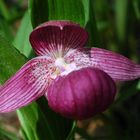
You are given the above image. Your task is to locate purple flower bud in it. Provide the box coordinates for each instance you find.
[47,67,116,120]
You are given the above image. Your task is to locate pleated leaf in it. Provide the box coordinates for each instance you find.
[0,33,27,84]
[17,102,56,140]
[13,12,34,58]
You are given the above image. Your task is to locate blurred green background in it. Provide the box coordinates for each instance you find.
[0,0,140,140]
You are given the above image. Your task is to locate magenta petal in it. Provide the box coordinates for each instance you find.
[0,56,54,112]
[30,20,88,56]
[47,67,116,120]
[90,48,140,81]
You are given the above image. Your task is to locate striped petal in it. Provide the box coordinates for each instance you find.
[90,48,140,81]
[0,56,55,112]
[29,21,88,57]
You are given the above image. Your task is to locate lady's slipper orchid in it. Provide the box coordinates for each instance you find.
[0,21,140,120]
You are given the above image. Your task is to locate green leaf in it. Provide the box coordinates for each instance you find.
[0,32,27,84]
[17,102,56,140]
[0,17,13,42]
[37,97,73,140]
[29,0,101,47]
[17,108,37,140]
[115,0,128,42]
[17,97,73,140]
[29,0,85,28]
[13,12,34,58]
[20,128,30,140]
[82,0,101,47]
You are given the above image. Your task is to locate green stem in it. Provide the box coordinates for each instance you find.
[66,121,76,140]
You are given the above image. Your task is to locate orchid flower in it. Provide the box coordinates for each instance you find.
[0,21,140,120]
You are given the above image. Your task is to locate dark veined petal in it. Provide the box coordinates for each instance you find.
[90,48,140,81]
[46,67,116,120]
[0,56,55,112]
[30,21,88,57]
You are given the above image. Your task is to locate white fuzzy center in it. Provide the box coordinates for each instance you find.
[54,57,77,76]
